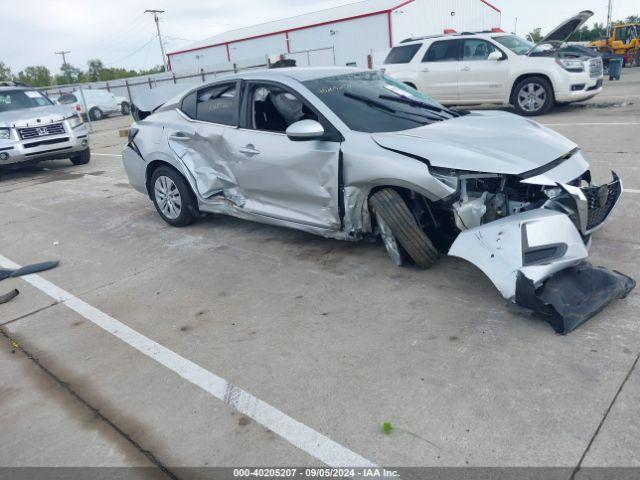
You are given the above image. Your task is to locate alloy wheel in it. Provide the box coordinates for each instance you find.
[154,175,182,220]
[517,83,546,113]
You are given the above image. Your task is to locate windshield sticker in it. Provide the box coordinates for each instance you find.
[25,91,44,99]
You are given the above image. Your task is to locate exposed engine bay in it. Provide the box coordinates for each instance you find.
[405,156,635,334]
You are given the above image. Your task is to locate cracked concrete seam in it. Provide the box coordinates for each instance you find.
[0,327,180,480]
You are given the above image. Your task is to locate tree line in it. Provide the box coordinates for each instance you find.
[0,59,166,88]
[527,15,640,43]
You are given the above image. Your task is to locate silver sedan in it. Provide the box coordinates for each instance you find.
[123,67,634,333]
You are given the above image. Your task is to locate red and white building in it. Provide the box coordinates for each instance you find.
[167,0,501,73]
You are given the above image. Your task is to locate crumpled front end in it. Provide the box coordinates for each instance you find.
[446,169,634,334]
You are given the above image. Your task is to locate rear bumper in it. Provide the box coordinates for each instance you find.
[122,145,148,194]
[0,124,90,166]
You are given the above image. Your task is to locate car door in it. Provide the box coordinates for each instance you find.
[417,39,461,103]
[224,80,342,230]
[167,81,243,200]
[457,39,509,103]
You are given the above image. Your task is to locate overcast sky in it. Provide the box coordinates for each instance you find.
[2,0,637,74]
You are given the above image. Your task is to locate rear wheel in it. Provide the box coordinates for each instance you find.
[70,148,90,165]
[369,188,438,269]
[512,76,553,116]
[89,107,104,121]
[150,166,197,227]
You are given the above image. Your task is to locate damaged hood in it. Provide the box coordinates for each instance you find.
[0,105,76,128]
[372,111,577,175]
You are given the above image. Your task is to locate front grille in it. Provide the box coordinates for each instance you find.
[18,122,65,140]
[589,58,603,78]
[23,137,70,149]
[581,175,621,232]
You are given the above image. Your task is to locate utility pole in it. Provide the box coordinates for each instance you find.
[514,17,518,35]
[606,0,614,37]
[54,50,71,83]
[145,9,168,71]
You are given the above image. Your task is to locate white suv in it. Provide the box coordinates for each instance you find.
[55,89,120,120]
[383,11,603,116]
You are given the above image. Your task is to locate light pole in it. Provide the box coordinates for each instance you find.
[606,0,614,37]
[145,9,169,70]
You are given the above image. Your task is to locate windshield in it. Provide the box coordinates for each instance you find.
[303,71,456,133]
[492,35,534,55]
[0,90,53,112]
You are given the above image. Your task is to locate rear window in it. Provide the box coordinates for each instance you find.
[384,44,422,64]
[423,40,461,62]
[58,94,78,104]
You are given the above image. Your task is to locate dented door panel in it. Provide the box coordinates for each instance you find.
[224,128,342,229]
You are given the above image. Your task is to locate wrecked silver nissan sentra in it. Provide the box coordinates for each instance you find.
[122,67,635,334]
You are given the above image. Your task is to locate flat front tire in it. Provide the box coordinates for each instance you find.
[512,77,553,116]
[150,166,197,227]
[369,188,438,269]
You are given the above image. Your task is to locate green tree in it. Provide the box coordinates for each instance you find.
[526,28,543,43]
[57,63,82,84]
[87,58,105,82]
[16,66,52,87]
[0,61,12,81]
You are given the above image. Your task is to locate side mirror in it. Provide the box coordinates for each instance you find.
[286,119,325,141]
[488,51,504,61]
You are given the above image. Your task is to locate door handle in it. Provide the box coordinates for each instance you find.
[461,66,471,72]
[421,67,430,72]
[239,144,260,157]
[168,131,189,141]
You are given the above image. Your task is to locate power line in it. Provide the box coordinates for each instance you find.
[103,35,159,67]
[54,50,72,83]
[145,10,168,70]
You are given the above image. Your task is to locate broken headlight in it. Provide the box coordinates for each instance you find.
[429,166,460,190]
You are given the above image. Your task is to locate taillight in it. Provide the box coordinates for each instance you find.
[127,127,139,144]
[75,104,82,111]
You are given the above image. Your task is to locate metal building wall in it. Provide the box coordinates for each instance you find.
[391,0,501,43]
[288,14,390,67]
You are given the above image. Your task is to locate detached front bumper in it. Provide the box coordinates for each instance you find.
[449,197,635,334]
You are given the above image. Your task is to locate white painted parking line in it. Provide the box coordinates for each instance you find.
[625,189,640,194]
[0,254,375,468]
[93,153,123,157]
[543,122,640,127]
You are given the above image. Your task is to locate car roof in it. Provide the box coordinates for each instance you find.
[0,86,32,93]
[206,66,364,84]
[399,32,503,45]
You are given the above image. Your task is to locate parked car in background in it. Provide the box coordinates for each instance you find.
[0,86,90,167]
[122,67,633,334]
[56,89,120,120]
[383,11,604,116]
[115,96,131,116]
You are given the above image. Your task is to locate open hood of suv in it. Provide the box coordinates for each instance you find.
[527,10,593,55]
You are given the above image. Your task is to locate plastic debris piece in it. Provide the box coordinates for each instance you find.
[0,289,19,304]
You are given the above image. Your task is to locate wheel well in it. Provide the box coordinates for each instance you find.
[145,160,186,198]
[509,73,555,104]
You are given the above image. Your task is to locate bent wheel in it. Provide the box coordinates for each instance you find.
[369,188,438,269]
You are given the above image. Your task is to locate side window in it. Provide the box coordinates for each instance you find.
[462,39,499,61]
[383,44,422,64]
[249,83,318,133]
[192,82,237,125]
[422,40,461,62]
